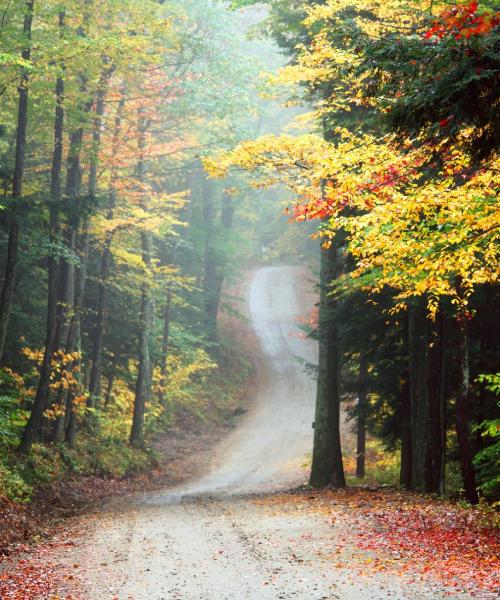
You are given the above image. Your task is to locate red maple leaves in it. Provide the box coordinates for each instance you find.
[424,2,500,41]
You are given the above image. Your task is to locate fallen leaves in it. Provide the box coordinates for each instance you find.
[255,488,500,599]
[0,558,79,600]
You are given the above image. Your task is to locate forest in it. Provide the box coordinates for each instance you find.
[0,1,498,599]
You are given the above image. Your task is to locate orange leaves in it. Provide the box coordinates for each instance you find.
[424,2,500,41]
[255,488,500,597]
[354,500,500,595]
[20,348,86,420]
[0,560,72,600]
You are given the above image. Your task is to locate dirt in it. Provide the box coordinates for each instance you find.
[0,272,257,560]
[2,266,478,599]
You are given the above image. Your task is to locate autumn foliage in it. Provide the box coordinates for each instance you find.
[425,2,500,40]
[256,489,500,598]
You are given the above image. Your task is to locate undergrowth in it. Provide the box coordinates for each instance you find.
[0,333,254,504]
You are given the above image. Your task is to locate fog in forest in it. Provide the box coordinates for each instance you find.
[0,1,498,598]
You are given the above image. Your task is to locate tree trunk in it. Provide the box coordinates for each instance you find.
[455,314,479,504]
[48,83,89,442]
[203,190,234,350]
[309,239,345,488]
[130,113,154,447]
[88,62,113,196]
[408,297,432,491]
[427,310,446,494]
[51,229,76,443]
[104,358,117,407]
[130,270,154,448]
[19,14,63,453]
[157,286,172,402]
[202,177,218,347]
[0,221,19,364]
[356,355,367,479]
[87,92,124,411]
[68,68,111,431]
[64,229,90,448]
[408,298,445,494]
[0,0,35,365]
[79,66,112,408]
[87,237,112,408]
[399,372,412,488]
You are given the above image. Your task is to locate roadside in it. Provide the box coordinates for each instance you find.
[0,271,260,597]
[1,266,498,600]
[254,487,499,600]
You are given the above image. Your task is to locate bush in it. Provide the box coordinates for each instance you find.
[0,461,32,502]
[473,375,500,499]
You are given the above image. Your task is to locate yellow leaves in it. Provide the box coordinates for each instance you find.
[273,32,358,91]
[19,347,85,420]
[21,347,44,364]
[0,368,27,401]
[343,155,500,310]
[202,0,499,315]
[304,0,425,36]
[206,118,499,311]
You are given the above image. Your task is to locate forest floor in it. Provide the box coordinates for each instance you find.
[0,266,498,600]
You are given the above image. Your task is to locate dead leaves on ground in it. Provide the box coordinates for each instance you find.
[0,531,83,600]
[254,488,499,599]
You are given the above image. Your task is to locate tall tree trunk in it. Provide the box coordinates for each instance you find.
[408,297,432,491]
[48,79,89,441]
[104,356,118,407]
[202,177,218,347]
[0,0,35,365]
[455,313,479,504]
[19,12,63,453]
[87,237,112,408]
[157,285,172,402]
[356,355,367,479]
[68,66,110,433]
[408,298,445,494]
[53,229,88,445]
[399,371,412,488]
[87,92,124,411]
[203,190,234,350]
[49,227,76,441]
[88,61,113,196]
[427,310,446,494]
[130,113,154,447]
[130,265,154,447]
[309,239,345,488]
[64,230,89,447]
[52,229,76,444]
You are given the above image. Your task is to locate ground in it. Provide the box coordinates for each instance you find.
[0,266,498,600]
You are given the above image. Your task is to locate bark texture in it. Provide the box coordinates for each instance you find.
[309,240,345,488]
[356,355,367,479]
[0,0,35,364]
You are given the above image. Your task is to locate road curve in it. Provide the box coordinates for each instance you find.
[60,266,469,600]
[151,265,318,500]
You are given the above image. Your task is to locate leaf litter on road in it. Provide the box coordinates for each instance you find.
[254,488,499,599]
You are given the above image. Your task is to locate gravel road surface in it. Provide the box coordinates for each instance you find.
[61,266,470,600]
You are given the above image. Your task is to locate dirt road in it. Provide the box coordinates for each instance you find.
[61,266,471,600]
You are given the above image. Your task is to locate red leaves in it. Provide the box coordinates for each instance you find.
[424,2,500,41]
[0,533,82,600]
[0,559,76,600]
[257,489,500,598]
[439,115,455,128]
[354,501,500,595]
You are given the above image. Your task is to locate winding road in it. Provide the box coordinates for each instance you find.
[61,266,470,600]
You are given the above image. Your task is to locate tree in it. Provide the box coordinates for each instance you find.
[0,0,35,364]
[207,0,499,502]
